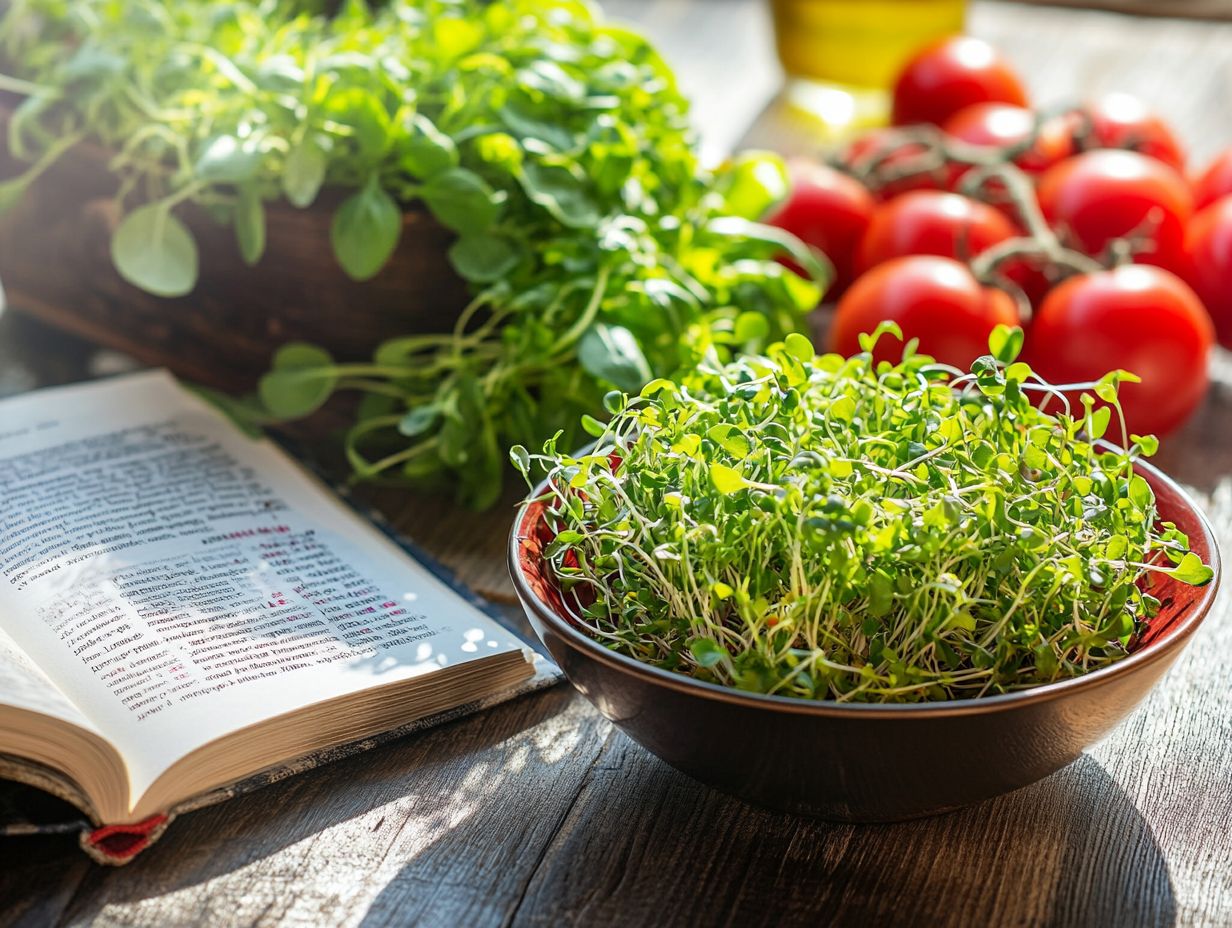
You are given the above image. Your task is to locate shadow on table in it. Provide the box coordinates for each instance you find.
[0,695,1176,928]
[498,739,1176,928]
[0,686,581,925]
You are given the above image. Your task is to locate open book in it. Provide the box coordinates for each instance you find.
[0,371,552,862]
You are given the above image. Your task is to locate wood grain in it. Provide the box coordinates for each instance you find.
[509,737,1178,928]
[1014,0,1232,21]
[2,3,1232,927]
[359,484,525,605]
[0,842,90,928]
[52,687,610,928]
[0,103,470,394]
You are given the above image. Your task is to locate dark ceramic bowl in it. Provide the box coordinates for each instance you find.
[509,458,1221,822]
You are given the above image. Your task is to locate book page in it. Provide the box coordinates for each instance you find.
[0,624,98,732]
[0,371,530,807]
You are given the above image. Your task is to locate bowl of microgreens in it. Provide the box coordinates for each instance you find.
[508,325,1219,821]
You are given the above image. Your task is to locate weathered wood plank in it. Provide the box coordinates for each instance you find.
[0,102,470,395]
[47,687,607,928]
[1084,500,1232,927]
[361,485,525,606]
[0,309,100,400]
[1016,0,1232,21]
[509,736,1183,928]
[0,837,91,928]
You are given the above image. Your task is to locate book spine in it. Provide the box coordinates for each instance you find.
[79,813,172,866]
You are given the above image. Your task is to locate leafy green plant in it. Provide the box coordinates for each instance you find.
[0,0,824,508]
[513,325,1214,703]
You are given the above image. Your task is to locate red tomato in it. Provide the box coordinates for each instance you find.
[942,103,1076,175]
[1026,265,1212,437]
[892,37,1028,128]
[1193,149,1232,210]
[1182,197,1232,350]
[766,160,875,295]
[856,191,1016,273]
[1084,93,1186,173]
[1037,150,1193,274]
[830,255,1020,369]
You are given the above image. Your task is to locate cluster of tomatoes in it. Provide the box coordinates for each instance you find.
[768,36,1232,437]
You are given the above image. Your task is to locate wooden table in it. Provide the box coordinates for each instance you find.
[3,3,1232,926]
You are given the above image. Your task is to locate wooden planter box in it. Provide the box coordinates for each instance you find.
[0,95,470,391]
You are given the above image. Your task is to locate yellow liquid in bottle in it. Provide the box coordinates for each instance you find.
[769,0,968,139]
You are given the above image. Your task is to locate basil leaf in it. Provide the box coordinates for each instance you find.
[448,233,521,283]
[708,215,833,292]
[500,102,574,151]
[402,113,458,179]
[283,138,327,208]
[110,204,199,297]
[518,60,585,102]
[421,167,499,235]
[432,16,483,58]
[399,404,440,437]
[519,161,599,228]
[195,135,262,185]
[322,87,392,159]
[259,343,337,418]
[578,323,651,393]
[330,177,402,281]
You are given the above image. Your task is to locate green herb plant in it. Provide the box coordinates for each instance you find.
[513,325,1214,703]
[0,0,824,508]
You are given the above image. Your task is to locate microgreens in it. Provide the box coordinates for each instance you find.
[513,325,1213,703]
[0,0,824,508]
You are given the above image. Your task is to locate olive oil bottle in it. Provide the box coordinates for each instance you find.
[769,0,967,137]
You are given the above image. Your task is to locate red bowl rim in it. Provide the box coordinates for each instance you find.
[508,454,1222,719]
